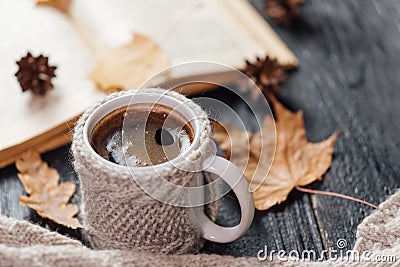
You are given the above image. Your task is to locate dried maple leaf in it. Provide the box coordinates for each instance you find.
[90,34,169,93]
[212,117,275,191]
[36,0,71,14]
[213,100,339,211]
[213,121,254,181]
[253,100,339,210]
[16,151,82,229]
[247,116,276,190]
[213,121,252,162]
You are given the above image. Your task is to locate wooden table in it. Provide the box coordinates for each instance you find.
[1,0,399,259]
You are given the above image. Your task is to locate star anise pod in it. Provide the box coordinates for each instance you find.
[264,0,304,25]
[241,56,286,101]
[15,52,57,95]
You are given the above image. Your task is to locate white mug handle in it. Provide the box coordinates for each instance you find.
[190,156,255,243]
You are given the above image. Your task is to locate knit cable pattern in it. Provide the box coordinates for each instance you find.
[71,88,217,254]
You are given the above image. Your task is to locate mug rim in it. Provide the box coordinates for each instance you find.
[82,91,202,171]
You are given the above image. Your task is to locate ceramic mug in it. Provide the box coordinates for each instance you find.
[72,89,254,253]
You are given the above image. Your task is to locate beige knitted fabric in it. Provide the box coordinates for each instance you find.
[71,89,218,254]
[0,216,81,248]
[323,190,400,267]
[0,191,399,266]
[354,190,400,253]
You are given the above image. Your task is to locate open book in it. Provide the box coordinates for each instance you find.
[0,0,297,167]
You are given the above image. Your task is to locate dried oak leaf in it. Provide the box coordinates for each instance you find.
[265,0,304,25]
[36,0,71,14]
[90,34,169,93]
[16,151,82,229]
[253,100,339,210]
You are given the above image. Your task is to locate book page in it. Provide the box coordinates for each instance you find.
[0,0,104,151]
[71,0,296,77]
[0,0,297,162]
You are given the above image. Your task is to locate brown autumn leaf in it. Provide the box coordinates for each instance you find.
[213,100,339,211]
[213,121,255,182]
[16,151,82,229]
[254,100,339,210]
[212,117,275,190]
[36,0,71,13]
[248,116,276,190]
[213,121,252,162]
[90,34,169,93]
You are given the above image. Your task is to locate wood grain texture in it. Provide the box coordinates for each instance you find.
[250,0,400,251]
[0,0,399,260]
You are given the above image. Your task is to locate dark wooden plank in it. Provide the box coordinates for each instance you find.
[249,0,400,250]
[0,165,28,220]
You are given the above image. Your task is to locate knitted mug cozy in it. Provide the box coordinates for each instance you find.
[71,89,218,254]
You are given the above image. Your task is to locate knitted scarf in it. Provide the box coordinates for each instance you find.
[0,190,398,266]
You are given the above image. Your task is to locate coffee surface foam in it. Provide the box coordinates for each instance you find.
[90,104,194,167]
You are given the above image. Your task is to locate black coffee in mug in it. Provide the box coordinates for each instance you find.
[90,103,194,167]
